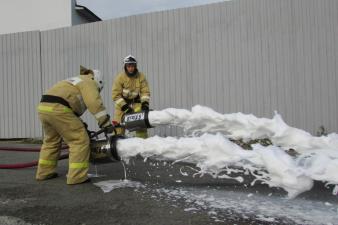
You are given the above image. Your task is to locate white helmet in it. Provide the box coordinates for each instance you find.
[93,69,104,92]
[123,55,137,65]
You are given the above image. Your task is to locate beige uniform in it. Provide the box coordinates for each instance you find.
[36,74,109,184]
[112,71,150,138]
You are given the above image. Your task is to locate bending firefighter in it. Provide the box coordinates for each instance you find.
[112,55,151,138]
[36,66,112,184]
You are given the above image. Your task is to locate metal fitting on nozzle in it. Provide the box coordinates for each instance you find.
[89,111,154,164]
[90,135,125,164]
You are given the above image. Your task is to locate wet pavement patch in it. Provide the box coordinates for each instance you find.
[1,145,338,225]
[0,216,37,225]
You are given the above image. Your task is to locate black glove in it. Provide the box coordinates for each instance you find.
[98,115,111,128]
[121,104,134,114]
[98,115,115,135]
[141,101,149,111]
[103,124,115,135]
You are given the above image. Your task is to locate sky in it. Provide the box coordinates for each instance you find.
[77,0,225,20]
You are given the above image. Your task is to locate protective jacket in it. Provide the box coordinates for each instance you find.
[112,71,150,138]
[112,71,150,109]
[39,74,109,127]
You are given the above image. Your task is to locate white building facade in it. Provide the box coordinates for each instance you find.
[0,0,101,35]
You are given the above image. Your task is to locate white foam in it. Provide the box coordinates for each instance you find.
[148,105,338,153]
[155,187,338,225]
[88,173,106,178]
[116,105,338,198]
[117,133,318,198]
[94,180,144,193]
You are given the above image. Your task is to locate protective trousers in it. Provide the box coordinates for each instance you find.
[36,110,90,184]
[113,103,148,138]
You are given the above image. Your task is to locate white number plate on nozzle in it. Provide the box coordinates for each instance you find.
[124,113,145,122]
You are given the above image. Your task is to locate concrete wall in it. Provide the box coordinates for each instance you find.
[0,31,42,137]
[1,0,338,138]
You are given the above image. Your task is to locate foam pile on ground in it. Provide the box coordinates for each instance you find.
[149,105,338,153]
[118,133,338,198]
[115,105,338,198]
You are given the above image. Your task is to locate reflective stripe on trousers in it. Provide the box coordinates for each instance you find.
[39,159,57,166]
[70,162,89,169]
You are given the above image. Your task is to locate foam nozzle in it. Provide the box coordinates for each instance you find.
[90,135,125,163]
[122,111,153,132]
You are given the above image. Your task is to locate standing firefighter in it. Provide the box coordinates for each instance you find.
[36,66,112,185]
[112,55,150,138]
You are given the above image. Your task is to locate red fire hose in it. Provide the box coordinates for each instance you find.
[0,147,41,152]
[0,145,69,169]
[0,154,69,169]
[0,145,68,152]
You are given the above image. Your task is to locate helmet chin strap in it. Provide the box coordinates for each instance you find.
[125,67,138,77]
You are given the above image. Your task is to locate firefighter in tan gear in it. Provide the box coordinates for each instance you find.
[112,55,150,138]
[36,66,112,185]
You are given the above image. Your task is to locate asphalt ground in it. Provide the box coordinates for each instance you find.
[0,142,337,225]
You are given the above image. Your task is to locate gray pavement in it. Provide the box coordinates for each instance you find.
[1,143,337,225]
[0,144,217,225]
